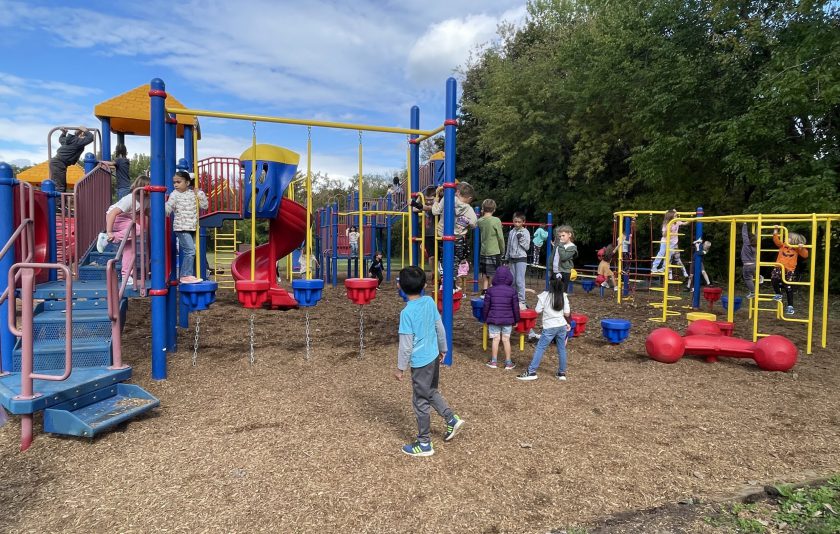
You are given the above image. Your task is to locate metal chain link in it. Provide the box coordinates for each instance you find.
[249,313,256,366]
[305,309,311,361]
[358,305,365,359]
[192,313,201,367]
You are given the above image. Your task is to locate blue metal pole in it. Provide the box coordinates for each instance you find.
[473,206,480,293]
[178,156,191,329]
[409,106,421,265]
[442,77,457,366]
[41,179,58,282]
[545,212,553,291]
[83,152,97,174]
[183,125,194,169]
[149,79,168,380]
[165,114,178,352]
[386,193,392,281]
[691,206,704,308]
[0,163,16,371]
[101,117,111,162]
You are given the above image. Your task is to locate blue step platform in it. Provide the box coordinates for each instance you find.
[43,383,159,438]
[0,366,133,415]
[32,278,142,300]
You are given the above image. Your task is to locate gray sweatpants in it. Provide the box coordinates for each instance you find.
[411,358,453,443]
[509,259,527,305]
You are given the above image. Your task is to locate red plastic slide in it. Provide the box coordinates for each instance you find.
[231,198,307,309]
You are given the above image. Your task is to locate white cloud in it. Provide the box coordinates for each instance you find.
[406,6,528,86]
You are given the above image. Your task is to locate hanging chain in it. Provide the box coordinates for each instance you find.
[192,313,201,367]
[249,313,256,366]
[305,309,311,361]
[252,120,257,138]
[358,305,365,359]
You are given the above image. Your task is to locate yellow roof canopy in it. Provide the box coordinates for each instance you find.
[94,84,200,139]
[17,161,85,187]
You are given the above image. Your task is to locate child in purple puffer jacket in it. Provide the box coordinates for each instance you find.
[481,265,520,370]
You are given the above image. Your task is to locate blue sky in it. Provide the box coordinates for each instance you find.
[0,0,526,181]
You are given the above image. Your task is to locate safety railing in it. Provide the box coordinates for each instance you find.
[7,263,72,451]
[0,183,36,323]
[73,164,112,279]
[46,127,102,162]
[198,157,243,217]
[58,192,76,277]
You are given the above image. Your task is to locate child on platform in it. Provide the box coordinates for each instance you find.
[395,266,465,457]
[369,251,384,288]
[532,224,549,265]
[99,174,151,288]
[505,213,531,308]
[517,277,571,381]
[481,265,520,370]
[772,226,808,315]
[552,225,578,291]
[477,199,505,295]
[431,182,477,290]
[112,144,131,200]
[165,170,208,284]
[346,226,360,258]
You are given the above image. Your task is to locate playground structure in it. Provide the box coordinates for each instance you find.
[157,76,462,367]
[613,209,840,354]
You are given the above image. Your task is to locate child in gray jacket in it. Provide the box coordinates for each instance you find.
[505,212,531,308]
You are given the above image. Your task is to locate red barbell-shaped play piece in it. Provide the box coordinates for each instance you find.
[645,327,797,371]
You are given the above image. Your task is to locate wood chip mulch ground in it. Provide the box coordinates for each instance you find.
[2,275,839,533]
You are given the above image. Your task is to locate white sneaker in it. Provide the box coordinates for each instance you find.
[126,276,135,288]
[519,302,527,310]
[96,232,109,253]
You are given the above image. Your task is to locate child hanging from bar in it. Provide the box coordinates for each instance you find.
[431,182,477,292]
[772,226,808,316]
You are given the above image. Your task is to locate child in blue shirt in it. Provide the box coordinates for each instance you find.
[395,266,465,457]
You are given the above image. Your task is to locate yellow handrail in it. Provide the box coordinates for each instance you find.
[166,107,434,137]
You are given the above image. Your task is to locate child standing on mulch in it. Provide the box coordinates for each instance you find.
[552,225,578,291]
[481,265,520,370]
[369,251,384,288]
[477,198,505,295]
[395,266,465,457]
[505,212,531,308]
[517,277,571,381]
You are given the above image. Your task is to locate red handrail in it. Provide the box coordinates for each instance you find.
[73,164,112,279]
[9,262,72,452]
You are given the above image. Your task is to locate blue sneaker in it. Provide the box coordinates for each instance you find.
[402,441,434,457]
[444,415,465,441]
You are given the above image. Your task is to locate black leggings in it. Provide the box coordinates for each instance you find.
[771,268,794,306]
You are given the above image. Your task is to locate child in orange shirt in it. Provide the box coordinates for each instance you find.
[772,226,808,315]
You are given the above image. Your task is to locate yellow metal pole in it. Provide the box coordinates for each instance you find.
[822,220,831,348]
[306,127,312,280]
[752,215,763,342]
[401,216,405,269]
[357,131,363,276]
[250,122,256,281]
[727,220,736,323]
[406,145,414,267]
[434,215,439,302]
[166,106,434,137]
[420,210,426,267]
[482,324,488,351]
[807,213,818,354]
[286,182,293,279]
[193,125,201,277]
[616,219,624,304]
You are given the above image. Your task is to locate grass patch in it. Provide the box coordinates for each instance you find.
[708,476,840,533]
